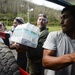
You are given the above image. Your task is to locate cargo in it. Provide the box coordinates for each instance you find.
[10,23,40,48]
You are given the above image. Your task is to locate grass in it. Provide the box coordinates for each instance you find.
[6,26,12,30]
[47,25,61,32]
[6,25,62,32]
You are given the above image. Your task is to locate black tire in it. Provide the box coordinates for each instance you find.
[0,43,21,75]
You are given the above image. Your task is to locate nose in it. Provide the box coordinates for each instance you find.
[13,24,17,28]
[60,19,64,25]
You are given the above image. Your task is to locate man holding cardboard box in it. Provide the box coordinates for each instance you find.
[26,14,49,75]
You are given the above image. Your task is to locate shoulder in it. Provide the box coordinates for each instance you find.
[47,31,64,40]
[49,31,63,36]
[43,28,49,32]
[41,28,49,35]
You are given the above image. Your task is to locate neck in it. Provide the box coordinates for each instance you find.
[39,27,46,31]
[66,31,75,39]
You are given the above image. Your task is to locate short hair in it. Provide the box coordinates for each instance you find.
[15,17,24,24]
[61,5,75,18]
[38,14,48,22]
[38,14,47,18]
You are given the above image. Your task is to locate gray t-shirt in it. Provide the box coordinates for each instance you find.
[43,31,75,75]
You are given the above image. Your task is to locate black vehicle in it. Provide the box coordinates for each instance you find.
[47,0,73,7]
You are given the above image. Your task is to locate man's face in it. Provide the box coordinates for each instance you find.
[0,23,5,32]
[37,16,48,29]
[13,20,20,28]
[60,11,75,33]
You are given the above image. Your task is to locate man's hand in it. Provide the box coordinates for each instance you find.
[14,43,28,50]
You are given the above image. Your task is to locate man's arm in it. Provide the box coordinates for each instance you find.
[10,42,28,50]
[42,49,75,70]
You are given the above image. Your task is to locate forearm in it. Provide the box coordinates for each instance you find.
[18,44,28,50]
[42,54,73,70]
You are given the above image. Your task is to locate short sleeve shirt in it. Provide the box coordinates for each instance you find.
[43,31,75,75]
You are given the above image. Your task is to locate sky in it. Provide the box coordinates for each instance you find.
[27,0,64,10]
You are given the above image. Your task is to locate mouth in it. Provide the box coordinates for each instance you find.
[61,25,67,32]
[61,25,66,28]
[61,25,67,31]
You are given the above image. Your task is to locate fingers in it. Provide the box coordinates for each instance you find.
[15,43,20,49]
[13,42,28,50]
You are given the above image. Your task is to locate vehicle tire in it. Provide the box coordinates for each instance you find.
[0,43,21,75]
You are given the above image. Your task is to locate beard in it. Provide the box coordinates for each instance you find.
[38,25,46,31]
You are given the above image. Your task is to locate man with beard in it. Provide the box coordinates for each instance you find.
[26,14,49,75]
[42,5,75,75]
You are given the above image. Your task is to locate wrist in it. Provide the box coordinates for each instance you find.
[69,53,74,63]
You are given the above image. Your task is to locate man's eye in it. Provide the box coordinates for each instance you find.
[63,15,71,19]
[39,19,42,20]
[63,16,68,19]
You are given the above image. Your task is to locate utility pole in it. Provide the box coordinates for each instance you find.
[27,1,30,23]
[27,3,30,23]
[27,0,33,23]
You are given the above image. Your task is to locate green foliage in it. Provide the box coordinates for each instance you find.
[0,13,15,19]
[0,0,61,27]
[0,19,13,26]
[48,16,60,26]
[0,13,15,26]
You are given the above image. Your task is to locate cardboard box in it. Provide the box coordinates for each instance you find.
[10,23,40,48]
